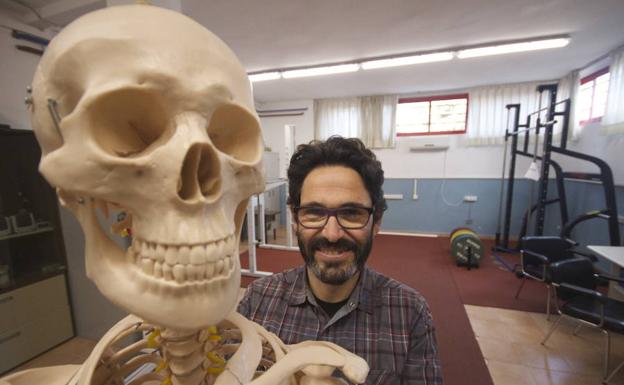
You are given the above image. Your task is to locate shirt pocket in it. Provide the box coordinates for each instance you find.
[365,369,400,385]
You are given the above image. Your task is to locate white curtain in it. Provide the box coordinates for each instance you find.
[314,95,398,148]
[360,95,398,148]
[602,47,624,134]
[314,98,361,139]
[557,70,581,140]
[465,81,546,146]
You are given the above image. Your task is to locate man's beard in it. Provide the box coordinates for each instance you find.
[297,229,373,286]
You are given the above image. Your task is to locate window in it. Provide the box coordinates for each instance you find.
[577,67,610,125]
[396,94,468,136]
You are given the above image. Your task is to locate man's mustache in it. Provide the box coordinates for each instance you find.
[308,237,358,253]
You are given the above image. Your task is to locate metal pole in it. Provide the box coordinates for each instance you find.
[503,104,521,248]
[242,195,273,277]
[286,194,294,249]
[534,84,558,236]
[557,99,571,149]
[506,120,556,136]
[246,196,257,274]
[258,193,266,246]
[495,116,511,247]
[256,181,299,251]
[259,244,299,251]
[525,94,543,239]
[523,113,531,153]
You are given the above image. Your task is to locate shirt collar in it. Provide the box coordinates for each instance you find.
[287,265,375,314]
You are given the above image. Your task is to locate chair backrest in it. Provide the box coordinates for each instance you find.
[549,257,596,300]
[520,236,575,263]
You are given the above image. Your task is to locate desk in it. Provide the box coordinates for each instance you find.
[588,245,624,300]
[588,246,624,267]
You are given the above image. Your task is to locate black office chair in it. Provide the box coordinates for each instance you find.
[543,257,624,383]
[515,236,578,318]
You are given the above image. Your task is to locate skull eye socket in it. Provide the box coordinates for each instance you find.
[87,88,169,158]
[206,104,262,163]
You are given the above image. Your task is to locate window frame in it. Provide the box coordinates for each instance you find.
[578,66,610,126]
[396,93,469,137]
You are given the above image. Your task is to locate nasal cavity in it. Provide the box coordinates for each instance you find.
[178,143,221,202]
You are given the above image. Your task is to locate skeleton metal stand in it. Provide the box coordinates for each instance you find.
[242,180,297,278]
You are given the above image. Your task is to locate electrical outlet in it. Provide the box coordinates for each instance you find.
[463,195,478,202]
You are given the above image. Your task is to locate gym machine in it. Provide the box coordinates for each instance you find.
[494,84,621,253]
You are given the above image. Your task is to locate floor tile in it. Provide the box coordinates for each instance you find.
[512,341,573,372]
[477,335,521,367]
[530,367,599,385]
[487,360,538,385]
[466,305,624,385]
[9,337,97,374]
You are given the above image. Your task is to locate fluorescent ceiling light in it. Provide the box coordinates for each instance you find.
[248,36,570,81]
[249,72,281,82]
[457,38,570,59]
[361,52,454,70]
[282,64,360,79]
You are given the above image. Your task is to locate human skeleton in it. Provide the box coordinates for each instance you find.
[1,5,368,385]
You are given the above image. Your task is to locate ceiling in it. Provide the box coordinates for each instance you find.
[3,0,624,103]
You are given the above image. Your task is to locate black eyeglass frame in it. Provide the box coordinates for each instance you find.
[293,205,374,230]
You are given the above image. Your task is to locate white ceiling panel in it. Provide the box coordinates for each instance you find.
[2,0,624,102]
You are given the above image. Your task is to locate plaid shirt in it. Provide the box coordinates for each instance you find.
[238,266,443,385]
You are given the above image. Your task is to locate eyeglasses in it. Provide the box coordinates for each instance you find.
[294,205,374,229]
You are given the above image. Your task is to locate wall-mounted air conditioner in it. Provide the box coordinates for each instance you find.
[407,136,450,152]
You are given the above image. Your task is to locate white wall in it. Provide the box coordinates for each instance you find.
[375,137,527,179]
[258,99,314,178]
[256,98,539,181]
[561,122,624,185]
[255,95,624,186]
[376,130,624,186]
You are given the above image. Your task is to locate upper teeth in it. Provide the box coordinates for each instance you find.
[129,235,236,283]
[321,249,347,254]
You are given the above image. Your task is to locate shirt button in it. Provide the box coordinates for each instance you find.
[349,302,355,307]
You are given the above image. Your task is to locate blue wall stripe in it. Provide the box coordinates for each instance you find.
[381,178,623,244]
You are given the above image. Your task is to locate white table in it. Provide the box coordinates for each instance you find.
[588,245,624,300]
[588,246,624,267]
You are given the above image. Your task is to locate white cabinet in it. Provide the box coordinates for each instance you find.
[0,274,73,374]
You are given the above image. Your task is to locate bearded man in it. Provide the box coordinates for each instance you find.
[238,136,442,385]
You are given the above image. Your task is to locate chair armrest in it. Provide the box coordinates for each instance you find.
[520,249,549,281]
[521,249,549,264]
[558,282,607,303]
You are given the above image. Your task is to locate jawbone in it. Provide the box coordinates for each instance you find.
[75,197,241,331]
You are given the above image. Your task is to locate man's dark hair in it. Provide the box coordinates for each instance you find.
[287,136,387,223]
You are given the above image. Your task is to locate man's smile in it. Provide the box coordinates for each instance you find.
[315,248,354,263]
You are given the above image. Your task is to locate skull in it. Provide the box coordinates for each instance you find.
[29,5,265,330]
